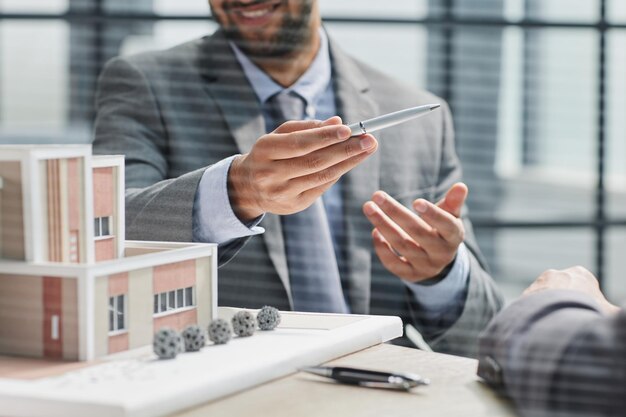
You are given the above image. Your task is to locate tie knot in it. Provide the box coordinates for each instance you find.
[266,91,306,131]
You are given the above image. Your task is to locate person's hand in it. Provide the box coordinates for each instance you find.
[523,266,620,315]
[228,116,378,221]
[362,183,468,283]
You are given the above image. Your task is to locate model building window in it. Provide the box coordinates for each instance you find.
[94,216,111,238]
[154,286,195,314]
[109,294,126,333]
[177,288,184,307]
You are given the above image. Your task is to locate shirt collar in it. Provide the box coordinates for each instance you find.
[230,29,332,109]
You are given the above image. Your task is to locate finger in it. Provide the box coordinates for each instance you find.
[413,199,464,244]
[371,229,415,279]
[273,116,343,134]
[296,177,340,204]
[260,124,353,160]
[273,119,324,134]
[320,116,344,126]
[436,183,468,217]
[289,145,377,193]
[362,201,428,264]
[278,135,378,179]
[370,191,440,249]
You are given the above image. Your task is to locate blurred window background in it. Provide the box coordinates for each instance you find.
[0,0,625,302]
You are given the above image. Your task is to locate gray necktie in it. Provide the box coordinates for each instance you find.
[265,91,349,313]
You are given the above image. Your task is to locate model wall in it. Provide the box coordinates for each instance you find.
[0,274,78,360]
[0,161,25,261]
[94,255,213,358]
[93,166,119,262]
[42,158,85,264]
[194,256,213,333]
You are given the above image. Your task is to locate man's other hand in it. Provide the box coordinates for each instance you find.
[362,183,468,283]
[524,266,620,315]
[228,116,378,221]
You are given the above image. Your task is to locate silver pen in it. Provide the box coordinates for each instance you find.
[347,103,441,137]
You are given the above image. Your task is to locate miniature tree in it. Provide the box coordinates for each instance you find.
[257,306,281,331]
[182,324,206,352]
[208,318,233,345]
[231,311,256,337]
[153,328,184,359]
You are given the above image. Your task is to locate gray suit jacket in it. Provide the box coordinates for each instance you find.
[93,29,503,357]
[478,291,626,416]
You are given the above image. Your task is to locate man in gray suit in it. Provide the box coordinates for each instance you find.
[93,0,503,357]
[478,267,625,416]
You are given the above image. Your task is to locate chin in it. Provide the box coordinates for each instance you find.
[229,26,314,58]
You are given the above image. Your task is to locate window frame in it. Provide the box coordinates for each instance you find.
[108,294,126,334]
[94,216,113,239]
[153,286,196,317]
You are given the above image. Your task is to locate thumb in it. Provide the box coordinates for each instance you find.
[436,183,468,218]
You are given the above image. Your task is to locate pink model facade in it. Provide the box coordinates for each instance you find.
[0,146,217,361]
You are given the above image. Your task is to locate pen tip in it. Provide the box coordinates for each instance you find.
[300,366,331,378]
[430,104,441,110]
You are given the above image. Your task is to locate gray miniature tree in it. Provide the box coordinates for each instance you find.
[232,311,256,337]
[208,318,233,345]
[153,328,184,359]
[182,324,206,352]
[257,306,281,331]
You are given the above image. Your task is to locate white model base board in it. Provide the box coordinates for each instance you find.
[0,309,402,417]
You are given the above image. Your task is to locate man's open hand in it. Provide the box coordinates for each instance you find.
[228,116,378,221]
[363,183,468,283]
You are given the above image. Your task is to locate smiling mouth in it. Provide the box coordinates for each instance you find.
[232,2,281,20]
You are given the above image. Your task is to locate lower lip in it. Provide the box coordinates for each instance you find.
[231,4,280,27]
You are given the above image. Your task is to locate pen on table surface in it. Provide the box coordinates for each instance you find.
[347,103,441,137]
[300,366,430,391]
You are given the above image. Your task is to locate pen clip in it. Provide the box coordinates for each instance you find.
[359,372,430,391]
[358,121,367,135]
[358,381,412,390]
[358,375,429,391]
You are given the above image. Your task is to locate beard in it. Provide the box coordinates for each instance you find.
[217,0,315,58]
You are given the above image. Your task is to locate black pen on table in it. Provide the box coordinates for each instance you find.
[300,366,430,391]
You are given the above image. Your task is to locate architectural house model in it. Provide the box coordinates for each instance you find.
[0,145,217,362]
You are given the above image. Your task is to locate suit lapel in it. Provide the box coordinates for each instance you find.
[330,38,381,314]
[200,31,292,306]
[200,31,264,155]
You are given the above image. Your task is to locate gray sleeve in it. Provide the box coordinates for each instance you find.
[416,102,504,358]
[478,290,626,417]
[92,57,248,264]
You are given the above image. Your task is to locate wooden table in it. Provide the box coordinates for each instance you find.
[176,344,517,417]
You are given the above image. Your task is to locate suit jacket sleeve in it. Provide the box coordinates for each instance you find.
[92,57,248,265]
[417,102,504,358]
[478,290,626,417]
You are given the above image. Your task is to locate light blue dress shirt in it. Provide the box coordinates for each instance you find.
[192,30,469,319]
